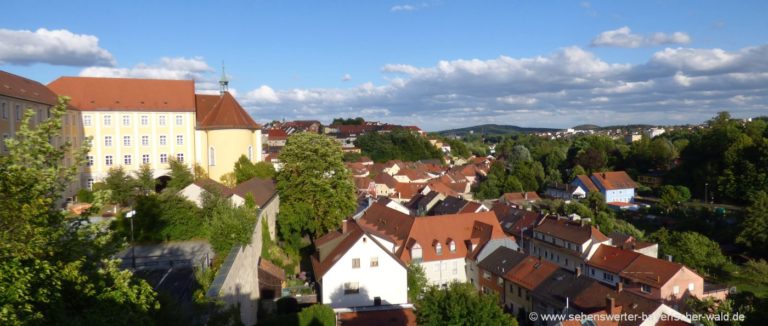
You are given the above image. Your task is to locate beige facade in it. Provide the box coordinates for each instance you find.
[79,110,197,186]
[197,128,262,182]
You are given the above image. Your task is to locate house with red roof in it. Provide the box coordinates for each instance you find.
[530,216,612,272]
[572,171,638,207]
[311,219,408,308]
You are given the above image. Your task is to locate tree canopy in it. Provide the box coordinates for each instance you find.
[0,97,159,324]
[649,228,730,277]
[355,129,443,163]
[415,282,517,326]
[233,155,276,184]
[277,133,357,240]
[736,191,768,257]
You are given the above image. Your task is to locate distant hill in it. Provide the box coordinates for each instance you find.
[436,124,560,136]
[572,124,601,130]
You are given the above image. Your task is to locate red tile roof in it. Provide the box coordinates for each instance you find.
[591,171,638,190]
[393,182,426,200]
[502,192,541,203]
[534,217,609,244]
[231,177,277,208]
[1,70,57,106]
[197,92,261,130]
[357,202,414,246]
[576,175,599,192]
[426,180,460,197]
[195,94,218,123]
[587,245,641,274]
[48,76,195,111]
[337,307,417,326]
[258,257,286,281]
[460,201,483,213]
[504,256,560,290]
[619,254,686,288]
[398,211,507,263]
[267,128,288,139]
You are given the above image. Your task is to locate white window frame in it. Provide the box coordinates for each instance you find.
[160,154,168,163]
[175,115,183,125]
[158,115,166,126]
[124,155,132,165]
[104,115,112,126]
[140,115,148,126]
[159,135,167,145]
[141,135,149,146]
[176,135,183,145]
[142,154,150,164]
[176,153,184,163]
[105,155,113,166]
[122,115,130,126]
[104,136,112,147]
[123,135,131,147]
[83,115,92,126]
[209,147,215,166]
[86,155,94,166]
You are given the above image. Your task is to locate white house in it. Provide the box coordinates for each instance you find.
[529,216,612,272]
[311,220,408,308]
[571,171,637,204]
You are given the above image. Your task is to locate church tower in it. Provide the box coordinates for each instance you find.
[219,63,229,95]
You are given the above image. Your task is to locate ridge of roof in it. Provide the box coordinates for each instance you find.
[197,92,261,130]
[0,70,58,106]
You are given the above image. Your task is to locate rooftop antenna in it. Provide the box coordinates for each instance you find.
[219,61,229,95]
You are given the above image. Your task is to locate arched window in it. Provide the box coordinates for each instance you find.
[209,147,215,166]
[436,243,443,255]
[449,240,456,253]
[248,145,253,161]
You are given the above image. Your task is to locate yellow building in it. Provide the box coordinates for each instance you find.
[48,76,262,188]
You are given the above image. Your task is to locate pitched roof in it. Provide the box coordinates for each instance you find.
[48,76,195,111]
[531,269,597,308]
[192,178,233,197]
[356,202,414,247]
[533,217,610,244]
[197,92,261,130]
[504,256,560,290]
[231,177,277,207]
[587,245,641,274]
[312,220,406,279]
[393,182,426,200]
[575,175,599,192]
[493,203,541,236]
[373,172,398,188]
[502,192,542,203]
[477,247,528,276]
[460,201,483,214]
[591,171,638,190]
[195,94,219,123]
[398,211,507,263]
[267,128,288,139]
[428,196,468,216]
[425,180,459,197]
[0,70,57,106]
[609,232,657,251]
[258,257,286,281]
[619,254,686,288]
[337,307,416,326]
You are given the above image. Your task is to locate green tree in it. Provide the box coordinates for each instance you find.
[135,163,156,195]
[586,191,607,213]
[568,164,587,181]
[104,166,135,207]
[355,129,443,162]
[234,155,276,183]
[736,191,768,256]
[0,97,159,324]
[203,191,257,255]
[277,133,357,239]
[297,304,335,326]
[166,158,194,191]
[407,263,428,302]
[649,229,730,277]
[415,282,517,326]
[659,185,690,212]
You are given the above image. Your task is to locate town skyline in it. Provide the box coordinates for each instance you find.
[1,1,767,130]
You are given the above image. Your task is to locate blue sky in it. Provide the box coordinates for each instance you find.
[1,1,767,130]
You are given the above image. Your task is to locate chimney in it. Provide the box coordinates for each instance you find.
[666,255,673,262]
[575,267,582,277]
[524,192,528,200]
[617,282,623,293]
[342,220,348,234]
[606,296,618,315]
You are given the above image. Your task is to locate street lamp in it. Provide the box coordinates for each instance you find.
[125,210,136,269]
[704,183,708,204]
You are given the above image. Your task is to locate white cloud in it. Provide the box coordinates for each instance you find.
[342,73,352,81]
[0,28,115,66]
[241,44,768,130]
[591,26,691,48]
[79,56,219,93]
[246,85,280,104]
[391,4,416,12]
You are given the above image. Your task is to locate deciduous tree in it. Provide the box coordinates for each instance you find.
[415,282,517,326]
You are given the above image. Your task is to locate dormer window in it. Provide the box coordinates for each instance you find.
[449,240,456,253]
[411,243,422,263]
[436,243,443,255]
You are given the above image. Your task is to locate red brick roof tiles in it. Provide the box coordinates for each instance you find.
[1,70,57,106]
[48,76,195,111]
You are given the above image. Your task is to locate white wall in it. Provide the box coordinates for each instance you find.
[322,236,407,308]
[422,257,466,286]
